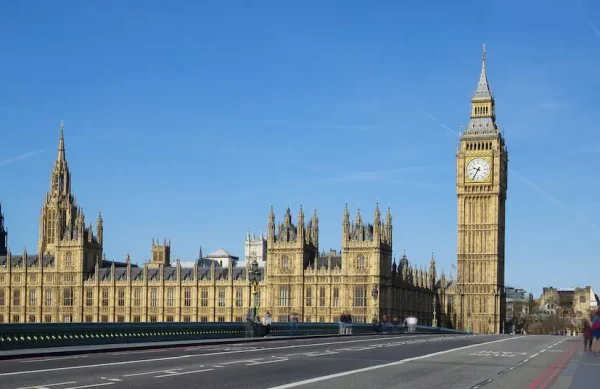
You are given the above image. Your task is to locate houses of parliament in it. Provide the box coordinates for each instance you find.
[0,46,507,334]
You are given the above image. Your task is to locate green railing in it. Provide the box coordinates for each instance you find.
[0,322,468,351]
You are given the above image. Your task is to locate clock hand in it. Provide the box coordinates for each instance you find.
[471,167,480,180]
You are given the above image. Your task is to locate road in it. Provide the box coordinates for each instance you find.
[0,334,582,389]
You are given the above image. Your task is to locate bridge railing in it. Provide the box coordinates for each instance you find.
[0,322,468,351]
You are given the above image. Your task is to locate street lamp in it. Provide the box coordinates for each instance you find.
[432,295,438,328]
[371,285,379,323]
[248,258,261,321]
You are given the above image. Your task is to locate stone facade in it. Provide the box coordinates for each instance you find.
[245,231,267,267]
[450,45,508,334]
[0,123,450,325]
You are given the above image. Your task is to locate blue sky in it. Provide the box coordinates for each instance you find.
[1,0,599,297]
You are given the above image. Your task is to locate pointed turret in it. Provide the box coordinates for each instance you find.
[0,202,7,256]
[473,44,492,100]
[96,211,103,246]
[57,121,66,162]
[465,44,497,135]
[343,203,349,223]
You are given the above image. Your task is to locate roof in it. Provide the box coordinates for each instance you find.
[206,248,239,260]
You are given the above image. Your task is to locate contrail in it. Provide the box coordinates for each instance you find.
[0,150,44,167]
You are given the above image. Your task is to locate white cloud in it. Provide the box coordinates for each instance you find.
[0,150,44,167]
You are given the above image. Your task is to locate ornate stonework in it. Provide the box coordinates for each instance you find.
[452,45,508,334]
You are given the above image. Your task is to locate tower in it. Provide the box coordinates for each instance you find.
[0,202,7,256]
[150,238,171,267]
[245,229,268,267]
[38,122,103,272]
[456,45,508,334]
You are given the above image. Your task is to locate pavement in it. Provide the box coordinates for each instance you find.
[0,334,596,389]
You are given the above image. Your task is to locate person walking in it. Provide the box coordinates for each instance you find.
[263,311,272,337]
[583,320,593,352]
[590,309,600,356]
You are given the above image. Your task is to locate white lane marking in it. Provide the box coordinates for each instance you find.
[265,337,521,389]
[0,334,443,377]
[123,368,183,377]
[155,368,214,378]
[21,356,88,363]
[63,384,113,389]
[530,353,540,358]
[247,358,288,365]
[110,349,168,356]
[100,378,122,382]
[219,359,257,365]
[17,382,77,389]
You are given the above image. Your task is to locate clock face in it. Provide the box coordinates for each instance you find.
[466,158,490,181]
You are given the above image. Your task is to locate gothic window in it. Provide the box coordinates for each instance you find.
[0,290,4,306]
[200,288,209,307]
[65,252,72,267]
[63,288,73,306]
[45,290,52,307]
[13,290,20,306]
[166,288,175,307]
[184,288,192,307]
[235,288,243,307]
[150,288,158,307]
[218,289,226,307]
[354,286,366,307]
[85,288,93,306]
[102,288,109,307]
[117,288,125,307]
[133,288,141,307]
[279,286,289,306]
[29,289,37,306]
[333,287,339,307]
[281,255,290,269]
[319,287,326,307]
[357,255,365,270]
[59,176,64,192]
[306,287,312,307]
[46,209,56,245]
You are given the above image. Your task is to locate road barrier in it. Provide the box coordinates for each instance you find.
[0,322,469,351]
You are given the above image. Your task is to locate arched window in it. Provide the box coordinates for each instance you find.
[357,255,365,270]
[65,252,72,267]
[281,255,289,269]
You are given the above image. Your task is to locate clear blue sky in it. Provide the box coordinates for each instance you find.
[1,0,599,297]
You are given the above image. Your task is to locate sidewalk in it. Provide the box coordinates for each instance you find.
[550,342,600,389]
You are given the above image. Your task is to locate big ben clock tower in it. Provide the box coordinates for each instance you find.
[456,45,508,335]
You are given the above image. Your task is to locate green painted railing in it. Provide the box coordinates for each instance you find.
[0,322,468,351]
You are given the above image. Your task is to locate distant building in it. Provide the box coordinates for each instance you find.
[245,231,267,267]
[505,287,530,302]
[205,248,239,268]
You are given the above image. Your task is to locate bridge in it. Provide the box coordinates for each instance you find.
[0,323,595,388]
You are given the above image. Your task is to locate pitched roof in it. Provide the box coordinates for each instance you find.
[206,248,239,260]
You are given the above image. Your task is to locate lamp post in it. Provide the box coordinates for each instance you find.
[248,258,261,321]
[371,285,379,323]
[432,295,438,328]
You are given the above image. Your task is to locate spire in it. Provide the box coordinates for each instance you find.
[473,44,492,100]
[57,121,66,162]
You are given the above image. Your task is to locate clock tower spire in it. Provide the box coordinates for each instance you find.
[455,45,508,335]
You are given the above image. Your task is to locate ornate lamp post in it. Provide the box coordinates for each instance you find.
[371,285,379,323]
[248,258,261,321]
[432,295,438,328]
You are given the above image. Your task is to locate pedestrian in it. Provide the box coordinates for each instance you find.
[263,311,272,337]
[591,309,600,356]
[405,316,418,333]
[583,320,593,352]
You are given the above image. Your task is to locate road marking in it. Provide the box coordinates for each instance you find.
[21,356,87,363]
[17,382,77,389]
[265,336,519,388]
[247,358,288,365]
[220,359,257,365]
[99,378,122,382]
[0,334,444,377]
[530,353,540,358]
[528,344,579,389]
[155,368,214,378]
[123,368,183,377]
[110,349,168,356]
[63,384,113,389]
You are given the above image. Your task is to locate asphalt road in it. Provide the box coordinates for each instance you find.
[0,334,581,389]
